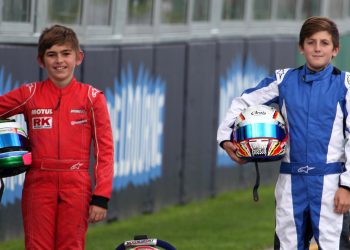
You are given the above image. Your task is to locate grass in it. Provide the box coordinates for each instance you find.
[0,185,276,250]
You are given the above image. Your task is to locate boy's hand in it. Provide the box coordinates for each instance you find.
[334,187,350,214]
[88,205,107,223]
[222,141,247,165]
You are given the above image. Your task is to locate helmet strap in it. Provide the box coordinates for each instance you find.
[253,160,260,202]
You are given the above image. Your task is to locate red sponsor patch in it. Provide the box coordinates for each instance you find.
[32,117,53,129]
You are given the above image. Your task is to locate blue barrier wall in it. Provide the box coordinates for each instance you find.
[0,36,298,240]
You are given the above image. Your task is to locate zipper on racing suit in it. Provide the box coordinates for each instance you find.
[55,92,62,159]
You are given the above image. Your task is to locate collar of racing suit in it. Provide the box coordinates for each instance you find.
[302,63,333,83]
[45,77,78,96]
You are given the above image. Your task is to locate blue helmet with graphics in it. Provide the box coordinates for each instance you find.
[0,119,32,178]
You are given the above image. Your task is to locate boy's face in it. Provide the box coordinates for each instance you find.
[38,43,83,87]
[299,31,339,72]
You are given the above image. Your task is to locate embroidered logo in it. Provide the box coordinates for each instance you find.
[70,109,86,114]
[71,119,87,125]
[70,162,83,170]
[91,87,99,98]
[275,68,290,84]
[276,69,285,79]
[346,73,350,89]
[26,83,35,93]
[32,109,53,115]
[297,165,315,174]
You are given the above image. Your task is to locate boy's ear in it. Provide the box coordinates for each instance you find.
[332,46,340,57]
[76,51,84,66]
[37,56,45,68]
[299,45,304,54]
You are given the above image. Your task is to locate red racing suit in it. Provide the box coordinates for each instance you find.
[0,78,114,249]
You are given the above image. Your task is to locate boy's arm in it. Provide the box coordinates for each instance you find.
[340,75,350,189]
[89,87,114,209]
[0,83,34,118]
[335,72,350,214]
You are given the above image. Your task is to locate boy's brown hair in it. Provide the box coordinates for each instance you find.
[38,24,81,61]
[299,16,339,49]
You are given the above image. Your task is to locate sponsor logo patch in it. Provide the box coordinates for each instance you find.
[32,117,53,129]
[71,119,88,125]
[32,109,53,115]
[125,239,156,247]
[70,109,86,114]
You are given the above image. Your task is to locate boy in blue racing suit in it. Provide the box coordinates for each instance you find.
[217,16,350,249]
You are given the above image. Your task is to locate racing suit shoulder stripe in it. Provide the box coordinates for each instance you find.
[87,85,100,179]
[90,103,100,182]
[0,82,37,117]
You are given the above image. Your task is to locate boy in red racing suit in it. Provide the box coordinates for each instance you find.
[0,25,114,249]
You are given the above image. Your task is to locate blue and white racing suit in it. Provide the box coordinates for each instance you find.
[217,63,350,250]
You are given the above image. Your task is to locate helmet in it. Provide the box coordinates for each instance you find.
[129,247,158,250]
[115,235,176,250]
[0,119,32,178]
[233,105,288,161]
[124,239,159,250]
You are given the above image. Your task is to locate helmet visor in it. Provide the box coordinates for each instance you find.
[0,132,30,152]
[235,123,286,141]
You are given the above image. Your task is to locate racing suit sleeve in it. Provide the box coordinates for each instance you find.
[0,84,33,118]
[89,90,114,209]
[340,78,350,189]
[217,74,280,148]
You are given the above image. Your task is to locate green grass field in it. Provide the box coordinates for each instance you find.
[0,185,276,250]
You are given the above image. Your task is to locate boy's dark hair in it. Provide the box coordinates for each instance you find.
[38,24,80,61]
[299,16,339,49]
